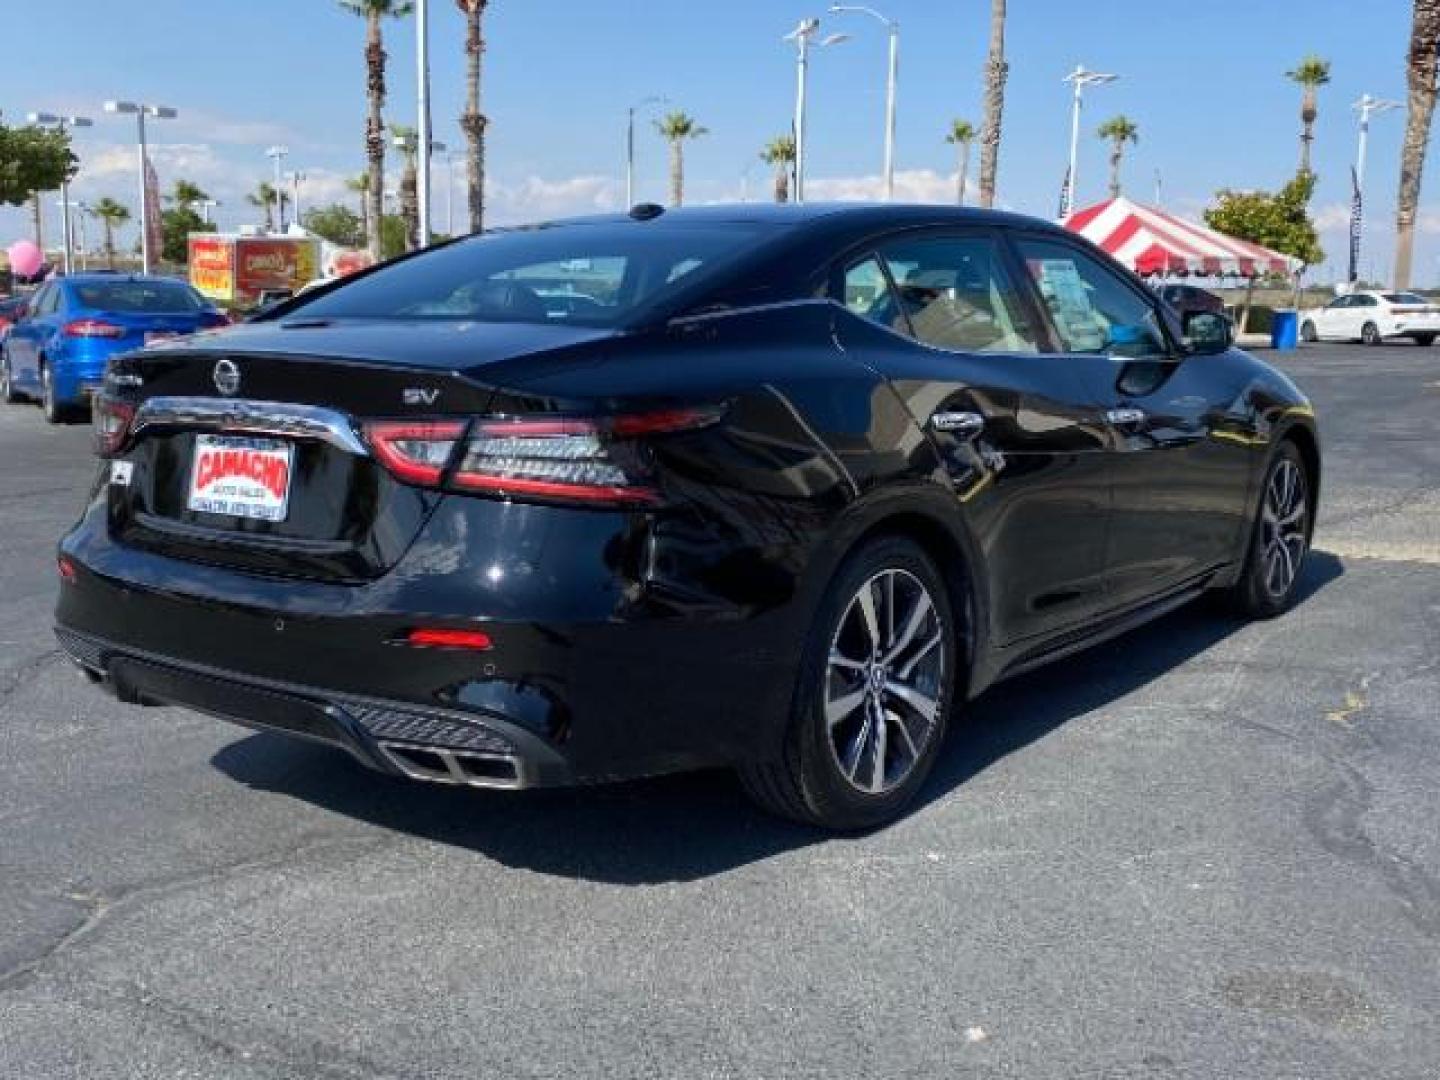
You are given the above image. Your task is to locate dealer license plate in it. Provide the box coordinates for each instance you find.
[187,434,294,522]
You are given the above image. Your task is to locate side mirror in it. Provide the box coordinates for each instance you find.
[1183,311,1233,355]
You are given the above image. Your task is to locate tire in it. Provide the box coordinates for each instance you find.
[1414,334,1435,347]
[1300,320,1318,343]
[0,349,22,404]
[40,362,73,424]
[1361,322,1382,346]
[739,535,958,830]
[1225,441,1311,619]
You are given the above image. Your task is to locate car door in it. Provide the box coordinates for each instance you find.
[833,228,1115,647]
[1010,233,1255,611]
[7,283,53,389]
[1315,296,1350,340]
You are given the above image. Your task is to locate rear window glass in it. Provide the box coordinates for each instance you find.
[290,223,761,327]
[72,281,204,313]
[1383,292,1429,305]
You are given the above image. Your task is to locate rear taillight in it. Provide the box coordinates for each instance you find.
[64,319,126,339]
[362,408,718,507]
[93,396,136,457]
[365,420,467,486]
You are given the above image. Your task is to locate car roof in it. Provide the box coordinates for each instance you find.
[64,273,185,286]
[524,201,1064,238]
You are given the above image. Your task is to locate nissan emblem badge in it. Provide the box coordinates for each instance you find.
[213,358,241,397]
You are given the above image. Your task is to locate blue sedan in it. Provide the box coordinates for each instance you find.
[1,274,228,423]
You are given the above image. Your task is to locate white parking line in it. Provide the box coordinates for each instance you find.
[1315,541,1440,565]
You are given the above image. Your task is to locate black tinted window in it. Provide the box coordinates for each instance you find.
[72,281,204,313]
[292,223,761,327]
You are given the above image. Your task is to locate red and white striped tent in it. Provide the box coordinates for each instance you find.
[1062,197,1301,278]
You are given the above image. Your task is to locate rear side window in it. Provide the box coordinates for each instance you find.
[872,234,1039,354]
[292,223,761,328]
[71,281,204,313]
[1015,237,1168,358]
[1383,292,1428,305]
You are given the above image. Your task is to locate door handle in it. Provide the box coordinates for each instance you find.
[1104,406,1147,429]
[930,411,986,439]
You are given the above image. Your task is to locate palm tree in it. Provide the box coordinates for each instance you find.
[977,0,1008,208]
[91,198,130,270]
[654,111,707,207]
[1285,54,1331,176]
[945,120,976,206]
[1394,1,1440,288]
[347,173,371,244]
[391,123,420,251]
[457,0,488,232]
[169,179,209,212]
[759,135,796,203]
[1096,116,1139,199]
[247,183,290,233]
[340,0,414,260]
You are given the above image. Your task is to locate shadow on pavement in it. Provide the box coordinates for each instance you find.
[213,553,1344,885]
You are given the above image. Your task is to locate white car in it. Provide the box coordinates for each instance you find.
[1300,290,1440,346]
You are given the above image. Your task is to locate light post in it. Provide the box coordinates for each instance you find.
[626,95,669,208]
[828,5,898,201]
[415,0,434,246]
[103,100,176,275]
[199,199,220,225]
[265,146,289,232]
[28,111,94,275]
[785,18,850,204]
[74,202,91,270]
[1059,65,1117,218]
[443,150,460,235]
[288,171,306,230]
[1351,93,1401,283]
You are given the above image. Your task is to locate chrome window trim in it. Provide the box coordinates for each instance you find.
[130,396,370,457]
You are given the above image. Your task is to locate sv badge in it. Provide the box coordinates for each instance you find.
[403,388,440,406]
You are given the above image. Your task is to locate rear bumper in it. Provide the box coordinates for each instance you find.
[56,490,807,786]
[56,625,566,788]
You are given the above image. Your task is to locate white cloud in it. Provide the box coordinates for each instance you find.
[1312,202,1352,232]
[805,168,967,205]
[483,174,624,224]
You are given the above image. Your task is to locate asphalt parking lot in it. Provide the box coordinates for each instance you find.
[1,344,1437,1079]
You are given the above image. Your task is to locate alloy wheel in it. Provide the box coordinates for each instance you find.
[1259,458,1307,599]
[824,569,945,795]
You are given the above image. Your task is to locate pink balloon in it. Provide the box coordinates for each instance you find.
[8,240,43,279]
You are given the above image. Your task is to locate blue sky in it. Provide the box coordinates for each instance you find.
[4,0,1430,282]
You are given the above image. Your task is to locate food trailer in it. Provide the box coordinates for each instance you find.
[188,234,321,308]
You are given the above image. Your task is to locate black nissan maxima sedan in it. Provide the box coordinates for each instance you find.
[56,204,1319,829]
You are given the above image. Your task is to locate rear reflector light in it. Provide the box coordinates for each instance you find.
[64,319,126,339]
[57,556,78,584]
[404,627,493,650]
[364,420,466,486]
[363,408,718,507]
[93,396,136,457]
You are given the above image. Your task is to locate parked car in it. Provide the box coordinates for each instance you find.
[1,274,228,422]
[0,294,29,339]
[57,204,1320,830]
[1299,290,1440,346]
[1156,282,1225,323]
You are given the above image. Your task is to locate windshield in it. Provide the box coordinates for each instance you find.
[289,222,763,328]
[1383,292,1430,305]
[72,281,206,313]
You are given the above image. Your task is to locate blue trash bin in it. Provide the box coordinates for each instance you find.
[1271,309,1299,350]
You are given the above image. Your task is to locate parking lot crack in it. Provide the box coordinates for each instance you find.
[0,647,63,704]
[0,833,391,995]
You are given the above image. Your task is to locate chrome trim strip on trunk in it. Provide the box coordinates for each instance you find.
[130,396,370,457]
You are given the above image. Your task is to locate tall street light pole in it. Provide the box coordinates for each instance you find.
[1352,93,1401,283]
[199,199,220,225]
[265,146,289,232]
[1060,65,1117,218]
[28,111,93,275]
[785,18,849,204]
[828,5,898,201]
[626,95,668,208]
[103,101,176,275]
[288,172,306,229]
[416,0,434,247]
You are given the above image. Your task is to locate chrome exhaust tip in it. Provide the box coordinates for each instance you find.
[376,741,524,790]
